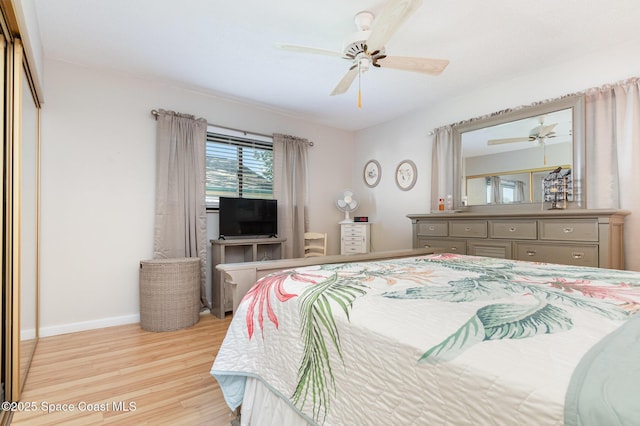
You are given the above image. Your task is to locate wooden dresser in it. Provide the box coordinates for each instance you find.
[407,209,629,269]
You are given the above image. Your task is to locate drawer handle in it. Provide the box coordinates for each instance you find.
[451,247,458,252]
[563,227,574,233]
[428,225,435,231]
[526,250,537,256]
[508,227,517,232]
[464,226,472,232]
[572,252,584,259]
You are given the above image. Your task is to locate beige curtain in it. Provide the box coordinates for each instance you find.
[273,133,310,259]
[585,78,640,271]
[430,125,455,211]
[514,180,525,203]
[153,109,209,308]
[488,176,502,204]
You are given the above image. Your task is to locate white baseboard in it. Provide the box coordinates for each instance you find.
[38,310,213,338]
[39,314,141,337]
[21,328,37,340]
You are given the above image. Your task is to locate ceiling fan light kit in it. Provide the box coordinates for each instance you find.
[276,0,448,107]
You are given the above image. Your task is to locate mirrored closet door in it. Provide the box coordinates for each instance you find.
[1,4,43,424]
[16,40,40,398]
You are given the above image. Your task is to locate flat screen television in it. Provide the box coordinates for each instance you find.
[218,197,278,239]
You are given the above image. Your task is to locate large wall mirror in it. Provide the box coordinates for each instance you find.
[452,95,585,209]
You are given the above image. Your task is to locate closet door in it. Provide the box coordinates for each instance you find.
[15,40,40,396]
[0,5,42,422]
[0,25,7,422]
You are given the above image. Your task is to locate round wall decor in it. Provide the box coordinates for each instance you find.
[395,159,417,191]
[363,159,381,188]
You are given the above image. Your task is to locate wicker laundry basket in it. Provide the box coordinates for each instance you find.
[139,257,201,332]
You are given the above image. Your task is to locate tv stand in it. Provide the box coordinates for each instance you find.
[210,237,286,318]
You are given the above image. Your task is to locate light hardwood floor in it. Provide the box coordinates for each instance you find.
[10,312,234,425]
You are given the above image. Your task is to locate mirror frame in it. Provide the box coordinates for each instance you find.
[452,94,586,211]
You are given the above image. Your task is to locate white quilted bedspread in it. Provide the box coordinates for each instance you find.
[211,254,640,425]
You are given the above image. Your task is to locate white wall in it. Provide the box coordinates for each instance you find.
[40,59,354,336]
[40,38,640,335]
[353,40,640,264]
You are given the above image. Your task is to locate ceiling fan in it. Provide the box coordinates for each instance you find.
[487,116,559,146]
[276,0,449,108]
[487,115,561,165]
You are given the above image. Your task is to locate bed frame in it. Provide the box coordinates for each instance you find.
[216,247,438,315]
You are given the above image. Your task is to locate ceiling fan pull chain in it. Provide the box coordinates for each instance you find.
[357,60,362,109]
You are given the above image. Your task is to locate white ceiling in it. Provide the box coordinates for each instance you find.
[33,0,640,131]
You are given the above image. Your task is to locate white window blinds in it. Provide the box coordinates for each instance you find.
[205,126,273,208]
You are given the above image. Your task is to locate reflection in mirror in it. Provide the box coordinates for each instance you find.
[453,95,585,209]
[19,63,39,391]
[465,166,571,205]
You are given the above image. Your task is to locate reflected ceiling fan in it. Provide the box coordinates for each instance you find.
[487,116,559,146]
[276,0,449,108]
[487,115,562,165]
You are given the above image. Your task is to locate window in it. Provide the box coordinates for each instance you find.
[485,177,519,204]
[206,126,273,208]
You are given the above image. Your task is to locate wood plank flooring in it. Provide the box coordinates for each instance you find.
[10,312,234,425]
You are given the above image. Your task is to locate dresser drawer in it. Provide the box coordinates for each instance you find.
[342,225,364,236]
[419,238,467,255]
[539,219,598,242]
[342,244,364,253]
[450,220,487,238]
[514,242,598,267]
[468,240,512,258]
[489,220,537,240]
[416,221,448,237]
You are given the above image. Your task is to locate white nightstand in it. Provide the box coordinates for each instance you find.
[340,222,371,254]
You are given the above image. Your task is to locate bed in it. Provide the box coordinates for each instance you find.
[210,252,640,425]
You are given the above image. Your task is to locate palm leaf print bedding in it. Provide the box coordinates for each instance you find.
[211,254,640,425]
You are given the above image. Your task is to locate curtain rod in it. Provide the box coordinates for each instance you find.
[150,109,314,146]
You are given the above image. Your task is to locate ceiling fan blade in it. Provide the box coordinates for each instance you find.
[366,0,423,52]
[330,67,359,96]
[275,43,344,58]
[538,123,558,137]
[487,137,535,145]
[376,55,449,75]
